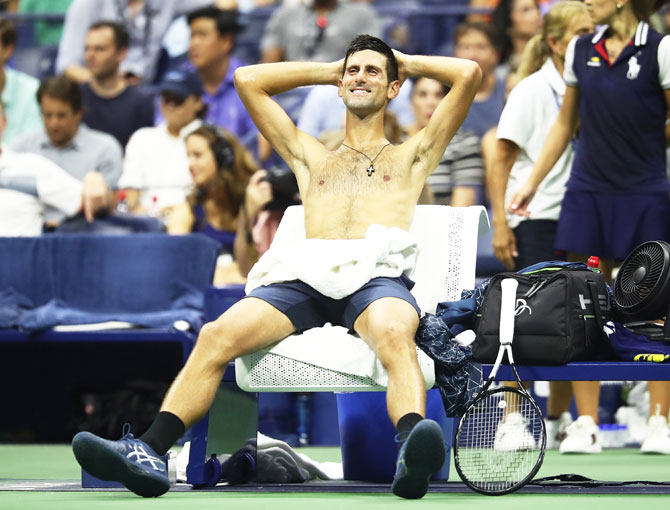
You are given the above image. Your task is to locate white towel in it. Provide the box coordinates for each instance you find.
[245,224,419,299]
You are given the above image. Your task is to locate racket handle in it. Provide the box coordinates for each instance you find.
[500,278,518,345]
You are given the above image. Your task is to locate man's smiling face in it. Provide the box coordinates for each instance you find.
[339,50,398,117]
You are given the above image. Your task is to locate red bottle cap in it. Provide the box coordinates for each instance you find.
[587,256,600,268]
[118,190,127,200]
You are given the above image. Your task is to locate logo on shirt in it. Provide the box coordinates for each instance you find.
[587,56,601,67]
[627,55,641,80]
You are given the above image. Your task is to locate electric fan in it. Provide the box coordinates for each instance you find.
[613,240,670,342]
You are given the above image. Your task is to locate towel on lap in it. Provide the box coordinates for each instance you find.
[245,224,419,299]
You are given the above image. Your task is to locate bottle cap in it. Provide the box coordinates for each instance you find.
[118,190,127,200]
[587,256,599,268]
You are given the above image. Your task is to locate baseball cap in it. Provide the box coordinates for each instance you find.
[159,70,203,99]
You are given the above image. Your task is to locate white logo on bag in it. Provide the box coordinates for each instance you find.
[515,299,532,316]
[627,55,640,80]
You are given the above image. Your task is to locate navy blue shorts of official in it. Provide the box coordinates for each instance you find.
[246,275,421,333]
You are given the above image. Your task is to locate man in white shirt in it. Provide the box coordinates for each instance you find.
[0,103,85,236]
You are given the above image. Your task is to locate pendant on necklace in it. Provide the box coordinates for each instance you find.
[367,165,375,176]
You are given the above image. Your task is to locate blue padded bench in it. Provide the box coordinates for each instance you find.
[484,362,670,382]
[0,234,219,448]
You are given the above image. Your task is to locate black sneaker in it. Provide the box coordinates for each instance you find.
[391,419,446,499]
[72,424,170,497]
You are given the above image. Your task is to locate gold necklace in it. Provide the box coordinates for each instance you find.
[341,143,391,176]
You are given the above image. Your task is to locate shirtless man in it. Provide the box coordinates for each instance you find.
[71,35,481,499]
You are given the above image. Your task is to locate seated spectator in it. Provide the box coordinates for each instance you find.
[492,0,542,74]
[260,0,381,63]
[118,69,205,215]
[453,22,506,139]
[0,19,42,145]
[81,21,155,148]
[169,125,271,284]
[405,77,484,207]
[56,0,227,84]
[12,75,122,222]
[180,7,256,143]
[0,101,85,236]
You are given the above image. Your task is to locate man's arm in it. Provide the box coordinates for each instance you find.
[234,61,339,180]
[396,53,482,178]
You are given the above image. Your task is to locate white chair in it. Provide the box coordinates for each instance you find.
[235,204,489,392]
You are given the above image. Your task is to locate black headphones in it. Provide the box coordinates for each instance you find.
[206,124,235,171]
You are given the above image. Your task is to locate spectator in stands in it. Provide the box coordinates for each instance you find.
[0,101,85,236]
[80,21,154,149]
[0,19,42,146]
[56,0,228,85]
[169,124,271,284]
[181,7,256,143]
[487,0,593,452]
[260,0,381,63]
[453,22,506,139]
[18,0,73,46]
[12,75,122,222]
[405,77,484,207]
[492,0,542,73]
[510,0,670,455]
[118,69,204,215]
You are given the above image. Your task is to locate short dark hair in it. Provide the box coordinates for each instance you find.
[88,20,130,50]
[343,34,398,83]
[0,18,17,48]
[453,21,499,49]
[37,75,83,113]
[187,7,242,37]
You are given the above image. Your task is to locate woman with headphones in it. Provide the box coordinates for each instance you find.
[168,124,272,284]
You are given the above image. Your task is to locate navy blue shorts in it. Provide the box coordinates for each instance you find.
[245,274,421,333]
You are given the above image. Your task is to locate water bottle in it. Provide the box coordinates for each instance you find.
[116,190,129,214]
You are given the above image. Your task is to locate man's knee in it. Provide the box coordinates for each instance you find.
[373,319,418,364]
[196,317,241,360]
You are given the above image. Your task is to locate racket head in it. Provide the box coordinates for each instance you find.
[454,386,546,496]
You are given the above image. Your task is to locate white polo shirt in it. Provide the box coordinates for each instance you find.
[0,148,83,236]
[497,58,574,229]
[118,120,199,210]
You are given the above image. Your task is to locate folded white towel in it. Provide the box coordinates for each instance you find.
[245,224,419,299]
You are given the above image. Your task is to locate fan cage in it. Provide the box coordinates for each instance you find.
[614,241,670,316]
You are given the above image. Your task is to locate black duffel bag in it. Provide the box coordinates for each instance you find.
[471,262,615,365]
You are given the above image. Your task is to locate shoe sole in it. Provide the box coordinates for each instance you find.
[392,420,446,499]
[72,432,170,497]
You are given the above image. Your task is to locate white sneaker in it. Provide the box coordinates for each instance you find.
[545,412,573,450]
[640,415,670,454]
[559,415,602,454]
[494,412,536,451]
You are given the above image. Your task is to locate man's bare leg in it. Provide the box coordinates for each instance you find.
[354,297,444,499]
[72,297,295,497]
[354,297,425,424]
[160,297,295,428]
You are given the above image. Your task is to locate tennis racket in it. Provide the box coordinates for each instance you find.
[454,278,546,495]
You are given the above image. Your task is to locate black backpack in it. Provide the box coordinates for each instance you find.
[471,262,616,365]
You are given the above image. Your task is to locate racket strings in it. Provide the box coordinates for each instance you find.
[456,389,544,493]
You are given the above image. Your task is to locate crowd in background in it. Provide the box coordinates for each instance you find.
[1,0,670,453]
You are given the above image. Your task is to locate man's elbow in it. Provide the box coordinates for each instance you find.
[462,62,482,90]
